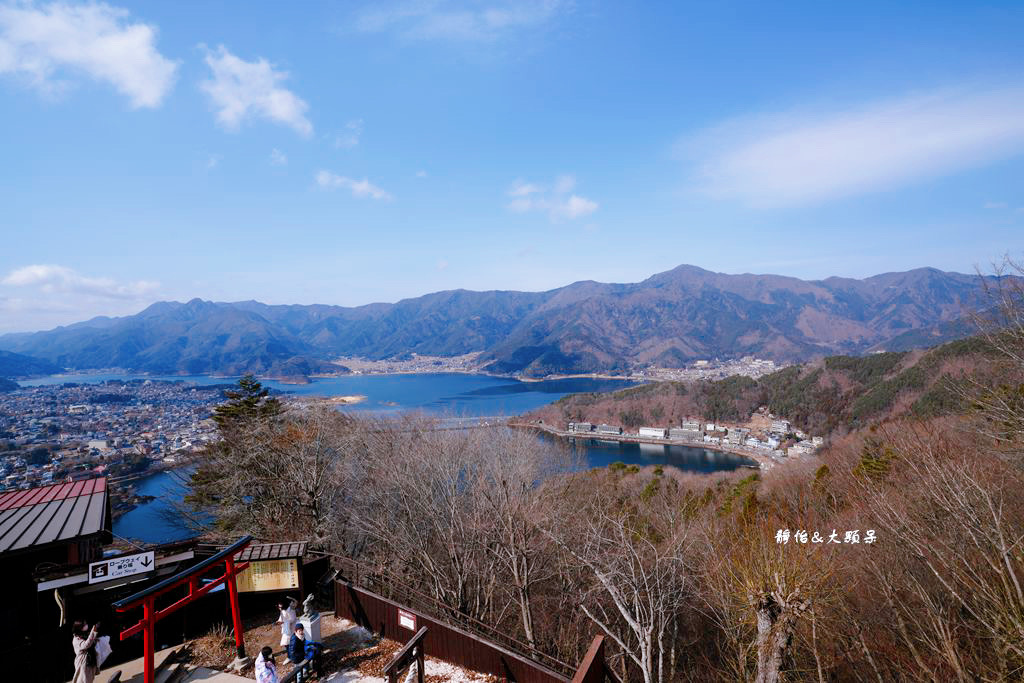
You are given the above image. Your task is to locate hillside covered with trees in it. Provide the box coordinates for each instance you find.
[181,270,1024,682]
[529,335,993,437]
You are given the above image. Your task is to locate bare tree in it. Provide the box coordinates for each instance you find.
[544,475,690,683]
[475,428,573,647]
[967,255,1024,457]
[698,517,838,683]
[859,424,1024,680]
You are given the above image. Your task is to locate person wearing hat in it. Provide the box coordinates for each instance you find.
[255,646,278,683]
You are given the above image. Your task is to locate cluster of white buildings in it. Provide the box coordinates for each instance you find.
[566,413,825,465]
[636,356,783,382]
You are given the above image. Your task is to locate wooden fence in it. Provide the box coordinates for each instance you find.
[569,636,619,683]
[335,579,571,683]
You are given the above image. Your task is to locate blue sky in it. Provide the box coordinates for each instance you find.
[2,0,1024,333]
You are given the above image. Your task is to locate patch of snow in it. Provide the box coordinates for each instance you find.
[324,671,384,683]
[336,618,375,645]
[422,658,493,682]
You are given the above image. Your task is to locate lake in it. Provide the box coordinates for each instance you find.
[27,371,752,542]
[22,371,636,417]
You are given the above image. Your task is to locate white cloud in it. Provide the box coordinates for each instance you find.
[552,174,575,194]
[983,201,1007,209]
[0,1,177,107]
[679,83,1024,208]
[200,45,312,136]
[270,148,287,165]
[415,169,428,178]
[508,180,541,197]
[555,194,598,220]
[333,118,363,148]
[206,153,222,169]
[2,264,158,299]
[355,0,565,42]
[315,170,392,200]
[436,259,449,270]
[505,174,598,221]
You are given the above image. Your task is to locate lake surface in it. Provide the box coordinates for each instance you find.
[22,372,635,417]
[554,435,758,473]
[114,467,199,543]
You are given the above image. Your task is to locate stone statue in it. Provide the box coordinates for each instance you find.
[302,593,318,620]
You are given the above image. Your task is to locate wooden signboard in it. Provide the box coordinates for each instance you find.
[235,558,299,593]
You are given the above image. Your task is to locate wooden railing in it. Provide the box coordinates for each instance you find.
[279,659,312,683]
[384,626,427,683]
[322,551,575,677]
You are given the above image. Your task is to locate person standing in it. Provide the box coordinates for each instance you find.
[276,598,297,647]
[255,646,279,683]
[70,621,99,683]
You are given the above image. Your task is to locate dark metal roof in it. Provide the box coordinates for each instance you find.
[235,541,307,562]
[0,478,108,555]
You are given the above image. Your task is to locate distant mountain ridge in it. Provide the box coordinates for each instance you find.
[0,350,61,378]
[0,264,997,378]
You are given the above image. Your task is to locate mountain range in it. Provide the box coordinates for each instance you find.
[0,264,996,379]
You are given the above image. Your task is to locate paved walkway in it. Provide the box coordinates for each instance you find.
[177,669,250,682]
[91,646,250,683]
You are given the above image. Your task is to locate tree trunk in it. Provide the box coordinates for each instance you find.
[754,595,793,683]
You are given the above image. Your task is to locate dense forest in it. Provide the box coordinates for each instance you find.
[185,270,1024,682]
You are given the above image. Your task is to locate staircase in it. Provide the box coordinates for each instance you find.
[97,646,187,683]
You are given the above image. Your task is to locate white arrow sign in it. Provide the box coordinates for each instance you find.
[88,551,155,584]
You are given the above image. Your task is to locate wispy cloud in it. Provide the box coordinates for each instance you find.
[506,174,598,221]
[315,170,392,200]
[355,0,565,42]
[200,45,312,136]
[333,118,363,148]
[0,1,178,107]
[206,153,222,169]
[270,148,287,165]
[2,264,158,299]
[415,169,428,178]
[983,201,1008,209]
[679,83,1024,207]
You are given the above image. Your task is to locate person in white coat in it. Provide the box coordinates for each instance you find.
[276,598,298,647]
[255,646,279,683]
[70,621,99,683]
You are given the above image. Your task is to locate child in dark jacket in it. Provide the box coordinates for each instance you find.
[288,623,323,681]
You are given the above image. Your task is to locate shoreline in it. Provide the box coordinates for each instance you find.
[20,368,647,385]
[511,420,780,470]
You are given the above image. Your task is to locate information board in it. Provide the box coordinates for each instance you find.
[235,558,300,593]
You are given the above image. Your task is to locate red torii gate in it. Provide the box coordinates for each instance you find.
[112,536,253,683]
